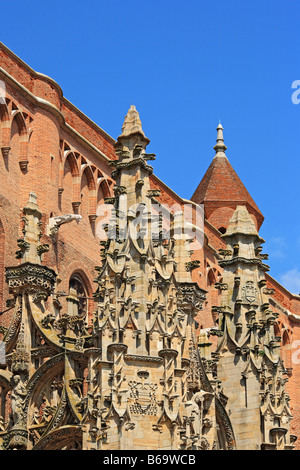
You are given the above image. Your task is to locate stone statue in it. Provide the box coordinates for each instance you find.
[10,374,27,428]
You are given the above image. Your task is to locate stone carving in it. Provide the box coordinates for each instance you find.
[242,281,257,304]
[128,380,158,417]
[10,374,27,428]
[0,113,236,451]
[213,205,294,450]
[48,214,82,238]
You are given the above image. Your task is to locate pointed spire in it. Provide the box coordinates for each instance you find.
[121,105,145,138]
[16,192,49,264]
[191,122,264,231]
[117,105,150,147]
[213,122,227,157]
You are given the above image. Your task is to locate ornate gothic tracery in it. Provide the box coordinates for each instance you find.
[0,107,236,450]
[0,106,295,451]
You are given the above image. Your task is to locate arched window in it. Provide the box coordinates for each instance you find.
[282,329,292,372]
[69,274,88,317]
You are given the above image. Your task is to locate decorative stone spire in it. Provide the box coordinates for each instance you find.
[0,110,235,452]
[213,205,294,450]
[16,192,49,264]
[213,122,227,157]
[6,192,56,303]
[119,105,149,143]
[89,108,235,450]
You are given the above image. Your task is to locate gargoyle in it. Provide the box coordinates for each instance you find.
[48,214,82,238]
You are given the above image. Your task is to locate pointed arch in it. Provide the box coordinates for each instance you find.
[207,267,220,326]
[274,321,282,337]
[69,271,91,318]
[10,111,29,170]
[95,179,113,241]
[81,165,96,191]
[61,152,81,213]
[66,265,94,323]
[0,100,9,123]
[282,328,292,371]
[207,268,216,286]
[80,165,97,218]
[63,151,80,177]
[100,179,113,199]
[0,99,11,158]
[11,110,27,136]
[97,179,112,205]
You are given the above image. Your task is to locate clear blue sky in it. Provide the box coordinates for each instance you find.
[1,0,300,292]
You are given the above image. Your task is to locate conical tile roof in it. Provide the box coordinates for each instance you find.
[191,124,264,229]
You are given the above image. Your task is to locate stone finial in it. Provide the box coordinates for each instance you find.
[121,105,145,137]
[16,192,44,263]
[213,122,227,157]
[224,205,259,238]
[117,105,150,147]
[27,191,39,211]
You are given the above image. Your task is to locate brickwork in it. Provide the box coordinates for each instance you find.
[191,150,264,230]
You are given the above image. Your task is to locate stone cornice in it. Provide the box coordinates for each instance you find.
[266,273,300,302]
[218,256,270,271]
[124,354,163,364]
[269,297,300,323]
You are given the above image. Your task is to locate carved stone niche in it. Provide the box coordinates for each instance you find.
[268,427,289,450]
[107,343,128,360]
[177,282,206,311]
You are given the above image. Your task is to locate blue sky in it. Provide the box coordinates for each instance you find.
[1,0,300,293]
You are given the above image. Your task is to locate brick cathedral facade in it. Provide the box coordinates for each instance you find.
[0,42,299,450]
